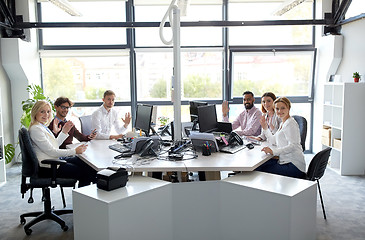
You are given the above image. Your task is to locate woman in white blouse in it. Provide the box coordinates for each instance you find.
[29,100,96,187]
[249,92,281,141]
[256,97,306,178]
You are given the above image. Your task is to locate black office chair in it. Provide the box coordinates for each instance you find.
[19,127,77,235]
[305,147,332,220]
[79,115,92,135]
[293,115,307,152]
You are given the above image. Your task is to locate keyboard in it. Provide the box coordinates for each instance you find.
[219,143,246,154]
[109,143,132,153]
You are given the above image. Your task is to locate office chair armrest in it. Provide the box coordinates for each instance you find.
[41,158,67,166]
[41,159,67,187]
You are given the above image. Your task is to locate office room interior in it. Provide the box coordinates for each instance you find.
[0,0,364,240]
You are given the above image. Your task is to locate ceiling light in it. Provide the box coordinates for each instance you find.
[48,0,82,17]
[274,0,306,16]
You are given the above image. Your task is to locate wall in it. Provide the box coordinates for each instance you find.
[0,0,39,164]
[337,19,365,81]
[313,0,365,153]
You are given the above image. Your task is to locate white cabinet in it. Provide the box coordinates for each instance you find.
[0,90,5,185]
[322,82,365,175]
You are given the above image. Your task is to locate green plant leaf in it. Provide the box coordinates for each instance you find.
[4,143,15,164]
[21,84,55,128]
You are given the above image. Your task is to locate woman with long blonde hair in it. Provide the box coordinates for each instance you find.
[256,97,306,178]
[29,100,96,187]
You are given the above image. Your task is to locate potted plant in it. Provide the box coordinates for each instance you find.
[158,116,169,126]
[353,72,361,83]
[21,84,55,128]
[4,84,54,165]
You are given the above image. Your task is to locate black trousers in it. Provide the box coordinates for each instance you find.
[40,156,97,188]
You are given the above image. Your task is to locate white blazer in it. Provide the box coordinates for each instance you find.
[29,123,76,168]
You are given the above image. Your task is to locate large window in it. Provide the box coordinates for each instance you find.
[134,2,222,47]
[37,0,317,151]
[41,53,130,102]
[136,49,223,101]
[228,0,313,45]
[39,0,126,46]
[231,51,314,97]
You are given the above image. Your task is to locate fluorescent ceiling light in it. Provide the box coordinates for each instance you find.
[274,0,306,16]
[48,0,82,16]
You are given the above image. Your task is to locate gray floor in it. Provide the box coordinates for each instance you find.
[1,157,365,240]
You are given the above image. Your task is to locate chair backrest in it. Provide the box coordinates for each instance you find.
[19,127,39,178]
[293,115,307,152]
[306,147,332,181]
[79,115,92,135]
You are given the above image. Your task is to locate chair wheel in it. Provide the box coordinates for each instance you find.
[20,217,26,225]
[25,228,32,235]
[62,225,69,231]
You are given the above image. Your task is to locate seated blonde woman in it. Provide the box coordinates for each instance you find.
[256,97,306,178]
[29,100,96,187]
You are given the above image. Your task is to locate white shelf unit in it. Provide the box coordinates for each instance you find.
[322,82,365,175]
[0,89,5,185]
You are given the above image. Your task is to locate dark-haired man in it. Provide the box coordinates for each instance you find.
[92,90,131,140]
[49,97,97,149]
[222,91,262,137]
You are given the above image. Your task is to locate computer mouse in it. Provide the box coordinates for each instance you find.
[246,143,254,149]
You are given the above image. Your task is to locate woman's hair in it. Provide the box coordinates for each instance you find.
[274,97,291,110]
[261,92,277,113]
[29,100,53,129]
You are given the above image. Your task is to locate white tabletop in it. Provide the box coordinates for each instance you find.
[73,176,171,203]
[68,139,272,172]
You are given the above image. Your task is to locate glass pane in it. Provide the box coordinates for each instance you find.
[345,0,365,19]
[229,25,312,45]
[41,56,130,102]
[40,1,126,45]
[229,1,313,45]
[136,50,222,101]
[231,51,314,97]
[229,1,313,20]
[135,4,222,46]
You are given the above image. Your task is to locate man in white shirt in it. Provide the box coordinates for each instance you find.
[92,90,131,140]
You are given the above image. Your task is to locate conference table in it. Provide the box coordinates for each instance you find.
[68,138,273,173]
[72,139,317,240]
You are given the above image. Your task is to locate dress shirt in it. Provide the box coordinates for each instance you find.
[262,117,306,172]
[92,105,127,140]
[29,123,76,168]
[223,105,262,136]
[49,117,89,149]
[257,112,281,141]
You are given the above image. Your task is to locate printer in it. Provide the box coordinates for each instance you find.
[96,167,128,191]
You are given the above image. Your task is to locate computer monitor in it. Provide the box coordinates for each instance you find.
[189,101,208,122]
[134,104,153,137]
[197,104,218,133]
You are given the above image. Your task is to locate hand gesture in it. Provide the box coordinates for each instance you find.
[122,112,131,128]
[62,120,74,134]
[88,129,97,140]
[52,118,61,134]
[222,101,230,117]
[261,146,273,155]
[75,144,87,154]
[259,115,268,130]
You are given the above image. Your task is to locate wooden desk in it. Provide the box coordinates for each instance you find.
[69,139,272,173]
